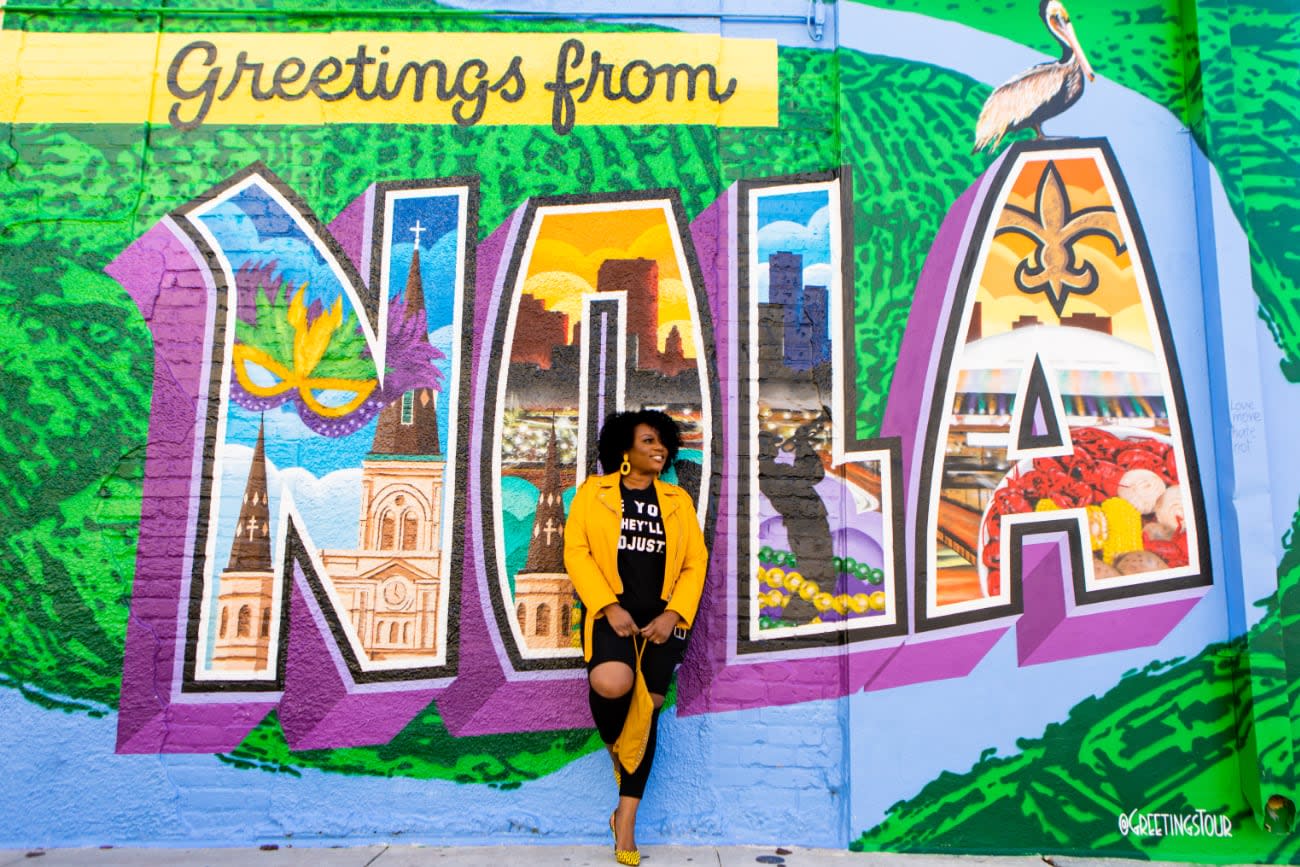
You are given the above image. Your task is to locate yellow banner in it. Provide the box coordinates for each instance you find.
[0,30,777,132]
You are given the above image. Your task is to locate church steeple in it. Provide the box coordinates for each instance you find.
[372,223,441,458]
[228,419,272,572]
[402,231,428,312]
[513,421,577,651]
[316,223,450,666]
[210,417,277,673]
[523,423,566,573]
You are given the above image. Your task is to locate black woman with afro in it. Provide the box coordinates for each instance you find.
[563,409,709,866]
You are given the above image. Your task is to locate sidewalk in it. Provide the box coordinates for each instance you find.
[0,847,1195,867]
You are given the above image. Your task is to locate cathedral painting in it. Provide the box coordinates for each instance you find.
[210,422,277,672]
[318,217,453,669]
[190,173,470,681]
[488,193,713,663]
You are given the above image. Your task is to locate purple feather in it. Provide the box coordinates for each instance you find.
[376,294,445,399]
[233,260,283,325]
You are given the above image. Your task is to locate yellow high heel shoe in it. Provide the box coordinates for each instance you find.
[609,810,640,866]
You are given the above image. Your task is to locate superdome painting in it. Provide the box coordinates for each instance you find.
[911,141,1209,634]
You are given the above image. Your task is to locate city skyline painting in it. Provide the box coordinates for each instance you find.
[740,176,903,650]
[488,194,714,665]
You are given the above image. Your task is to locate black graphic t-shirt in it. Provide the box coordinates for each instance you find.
[616,482,667,619]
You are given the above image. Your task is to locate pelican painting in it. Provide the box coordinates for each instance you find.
[973,0,1096,153]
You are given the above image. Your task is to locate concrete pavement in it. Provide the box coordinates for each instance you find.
[0,847,1201,867]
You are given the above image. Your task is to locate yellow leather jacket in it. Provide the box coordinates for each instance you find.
[564,473,709,661]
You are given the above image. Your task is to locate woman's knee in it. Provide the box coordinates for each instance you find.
[650,692,665,709]
[589,663,634,698]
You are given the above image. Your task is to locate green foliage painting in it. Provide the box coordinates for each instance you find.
[854,505,1300,864]
[851,0,1300,381]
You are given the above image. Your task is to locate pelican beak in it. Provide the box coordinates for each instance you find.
[1065,22,1095,81]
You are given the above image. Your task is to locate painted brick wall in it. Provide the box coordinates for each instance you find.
[3,1,1300,860]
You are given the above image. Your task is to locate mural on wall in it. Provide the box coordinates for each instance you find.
[6,0,1300,858]
[486,193,712,667]
[109,168,478,752]
[739,174,903,651]
[107,144,1212,748]
[947,153,1198,598]
[903,139,1210,647]
[179,173,471,687]
[913,0,1207,637]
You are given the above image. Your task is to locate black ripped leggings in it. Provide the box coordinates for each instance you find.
[586,610,687,799]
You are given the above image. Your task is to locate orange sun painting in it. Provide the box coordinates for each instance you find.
[522,204,696,356]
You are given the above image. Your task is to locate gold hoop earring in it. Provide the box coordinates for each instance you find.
[620,453,631,475]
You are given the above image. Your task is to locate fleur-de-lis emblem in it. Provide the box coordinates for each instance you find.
[995,161,1126,317]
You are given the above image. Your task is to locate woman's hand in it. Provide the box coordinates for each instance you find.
[640,611,679,645]
[602,603,637,638]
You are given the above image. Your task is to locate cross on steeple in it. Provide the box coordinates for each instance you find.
[521,420,568,573]
[410,219,426,248]
[225,419,273,573]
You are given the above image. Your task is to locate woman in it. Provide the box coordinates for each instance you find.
[564,409,709,866]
